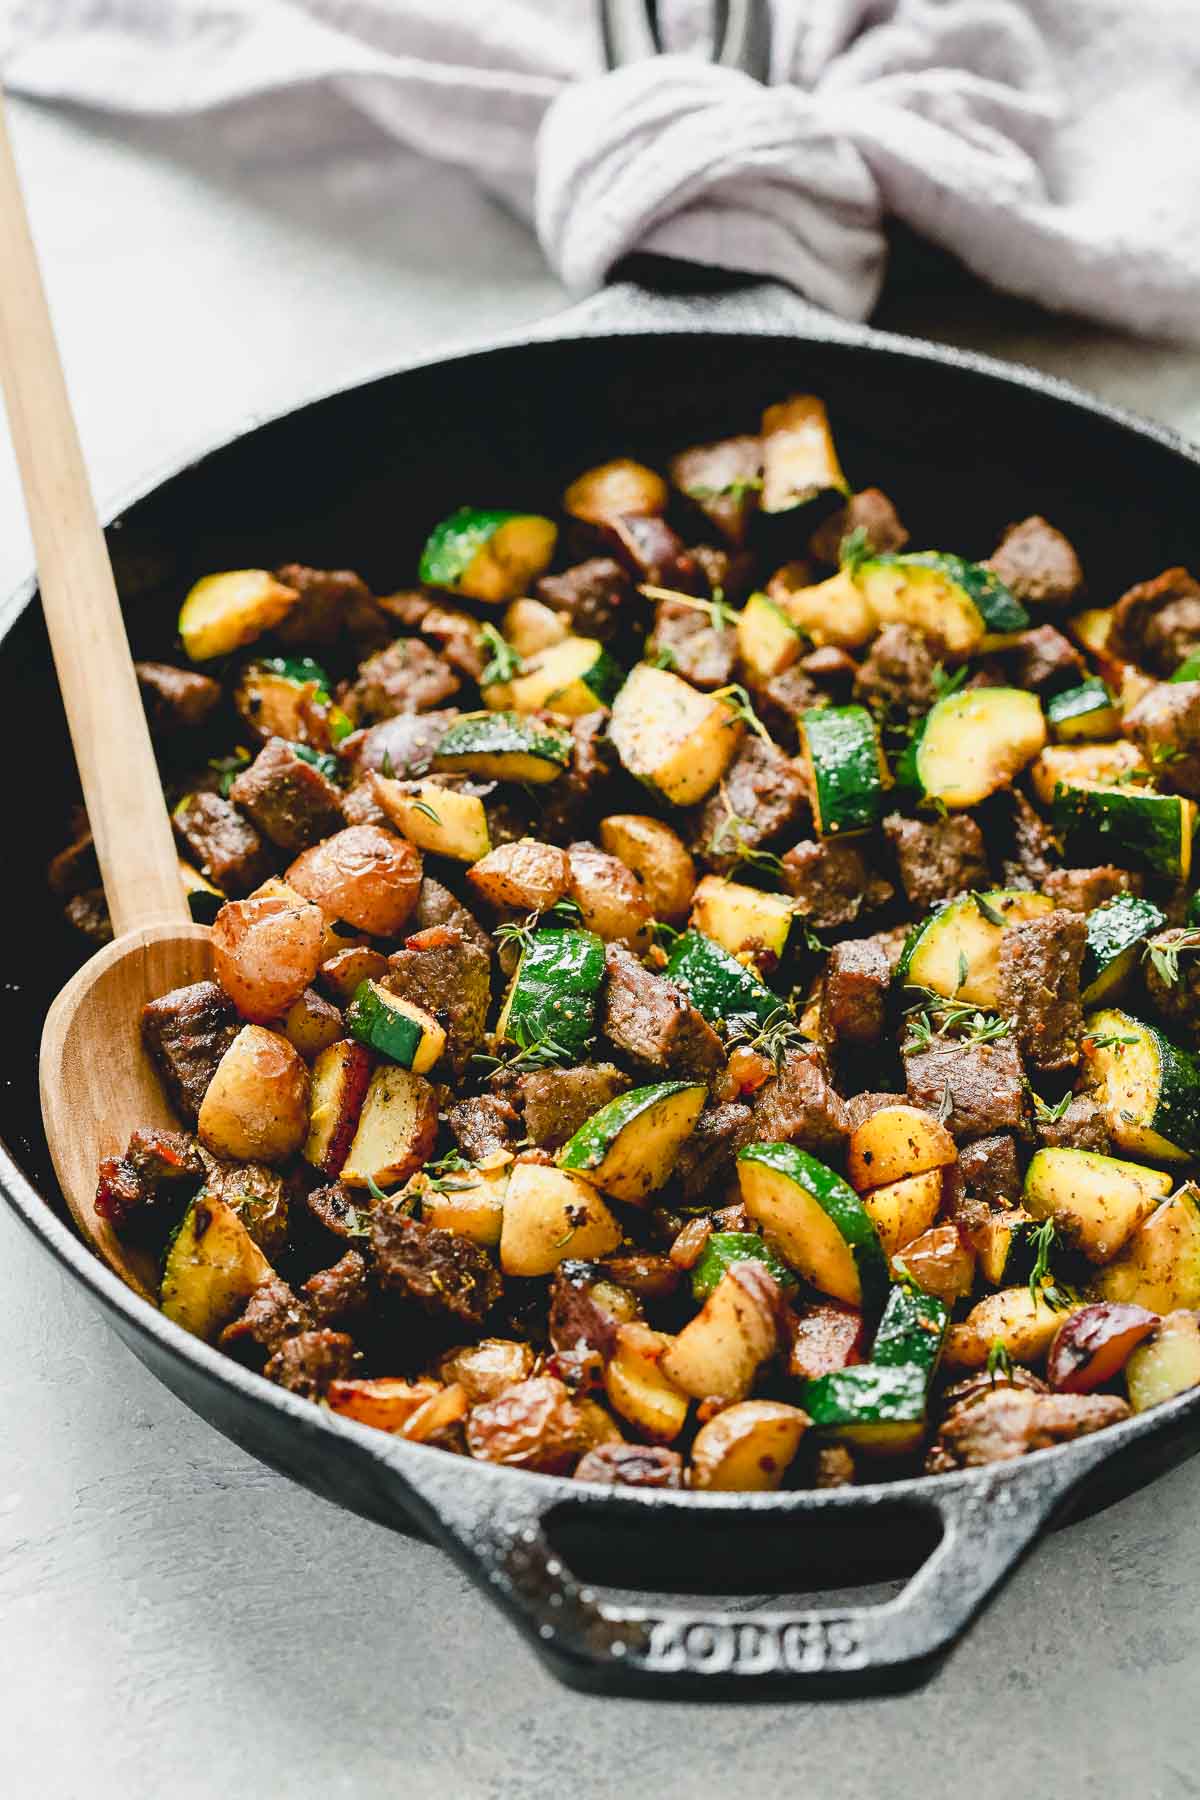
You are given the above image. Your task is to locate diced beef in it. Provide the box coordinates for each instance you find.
[141,980,240,1124]
[800,646,859,697]
[48,827,99,898]
[853,623,943,720]
[384,925,491,1076]
[735,1047,849,1156]
[986,516,1084,608]
[904,1036,1026,1143]
[410,875,492,960]
[669,434,762,547]
[845,1091,903,1130]
[649,597,737,689]
[517,1063,632,1149]
[926,1386,1129,1472]
[999,790,1058,890]
[95,1126,204,1227]
[672,1101,751,1205]
[957,1134,1021,1208]
[371,1213,502,1327]
[303,1181,378,1244]
[535,557,633,644]
[690,543,756,605]
[809,488,909,565]
[600,1251,680,1300]
[64,890,112,945]
[1111,567,1200,675]
[998,625,1084,694]
[537,711,611,842]
[780,838,894,930]
[820,937,891,1048]
[406,599,488,681]
[465,1375,587,1473]
[341,772,389,829]
[1125,680,1200,797]
[1041,864,1143,913]
[228,736,344,852]
[608,514,700,591]
[446,1094,520,1163]
[548,1262,620,1366]
[601,946,725,1081]
[172,791,274,895]
[274,563,389,650]
[1033,1092,1110,1154]
[352,709,461,781]
[690,737,810,872]
[575,1443,685,1488]
[997,908,1086,1072]
[788,1302,865,1379]
[342,638,460,723]
[196,1149,291,1258]
[883,811,988,911]
[264,1329,355,1400]
[302,1249,371,1327]
[219,1275,313,1366]
[749,664,822,746]
[814,1444,857,1488]
[135,660,221,731]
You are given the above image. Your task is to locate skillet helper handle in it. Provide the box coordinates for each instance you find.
[0,94,188,938]
[395,1437,1109,1693]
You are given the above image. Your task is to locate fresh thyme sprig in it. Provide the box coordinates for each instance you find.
[495,897,584,959]
[419,1149,476,1195]
[1084,1030,1140,1051]
[1031,1091,1073,1125]
[648,645,679,671]
[477,622,525,689]
[471,1019,576,1076]
[1146,929,1200,989]
[931,663,969,701]
[639,584,741,634]
[1027,1217,1075,1313]
[724,1005,807,1070]
[685,475,763,503]
[710,782,786,875]
[986,1339,1013,1382]
[970,890,1007,928]
[838,525,872,575]
[713,682,772,746]
[902,986,1012,1051]
[209,746,252,798]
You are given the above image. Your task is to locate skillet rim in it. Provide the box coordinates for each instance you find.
[5,309,1200,1523]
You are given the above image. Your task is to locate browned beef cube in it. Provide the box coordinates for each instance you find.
[341,773,389,829]
[351,709,461,780]
[304,1181,378,1243]
[904,1036,1026,1143]
[736,1047,849,1156]
[48,827,99,898]
[196,1149,290,1258]
[780,838,894,930]
[219,1275,314,1366]
[845,1091,903,1130]
[302,1249,371,1328]
[410,874,492,959]
[926,1387,1128,1472]
[65,889,112,945]
[135,660,221,731]
[536,557,633,643]
[814,1444,857,1488]
[371,1214,501,1326]
[853,623,943,720]
[274,563,389,650]
[1146,927,1200,1030]
[601,946,724,1081]
[820,937,891,1048]
[412,601,488,681]
[141,980,240,1123]
[95,1127,203,1226]
[93,1157,145,1226]
[609,514,700,591]
[800,645,859,696]
[575,1444,685,1488]
[447,1094,520,1163]
[690,543,756,605]
[650,596,737,689]
[1041,864,1142,913]
[1033,1093,1110,1154]
[264,1329,355,1400]
[228,737,344,853]
[673,1101,751,1205]
[958,1134,1021,1207]
[749,664,822,746]
[690,737,810,872]
[1111,566,1200,674]
[538,711,611,840]
[884,811,988,911]
[809,488,909,565]
[384,925,490,1076]
[548,1261,619,1362]
[999,625,1084,694]
[669,434,762,547]
[1125,680,1200,797]
[998,908,1086,1071]
[517,1064,632,1149]
[986,516,1084,608]
[342,638,460,723]
[172,791,274,895]
[1000,790,1058,889]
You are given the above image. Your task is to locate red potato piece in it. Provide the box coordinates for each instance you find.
[894,1224,976,1304]
[788,1302,865,1380]
[287,825,421,937]
[1046,1302,1158,1394]
[319,945,389,1004]
[304,1039,373,1178]
[211,893,326,1023]
[278,987,344,1060]
[197,1025,311,1164]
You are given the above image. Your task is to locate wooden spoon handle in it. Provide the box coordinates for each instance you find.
[0,96,186,936]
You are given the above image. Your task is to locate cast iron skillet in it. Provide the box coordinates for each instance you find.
[4,273,1200,1696]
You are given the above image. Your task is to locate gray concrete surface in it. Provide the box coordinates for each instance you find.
[3,92,1200,1800]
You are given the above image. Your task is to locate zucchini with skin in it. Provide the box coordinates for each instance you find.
[736,591,803,683]
[373,774,490,864]
[1046,678,1120,742]
[1125,1311,1200,1412]
[433,711,572,784]
[178,569,300,662]
[1052,782,1196,882]
[1082,1008,1200,1161]
[737,1141,889,1315]
[872,1283,949,1376]
[760,394,848,514]
[905,686,1046,808]
[346,979,446,1075]
[690,1231,798,1302]
[799,705,888,835]
[689,875,794,969]
[896,888,1053,1008]
[160,1194,273,1341]
[558,1080,707,1204]
[1093,1184,1200,1312]
[1080,893,1167,1005]
[608,663,743,805]
[664,929,779,1028]
[849,551,1029,654]
[496,929,606,1060]
[1029,740,1145,806]
[1022,1146,1172,1263]
[179,859,224,925]
[419,506,557,603]
[488,635,625,718]
[799,1363,928,1455]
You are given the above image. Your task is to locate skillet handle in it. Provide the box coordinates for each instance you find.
[532,259,873,345]
[391,1434,1110,1694]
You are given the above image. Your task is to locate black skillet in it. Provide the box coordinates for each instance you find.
[3,257,1200,1693]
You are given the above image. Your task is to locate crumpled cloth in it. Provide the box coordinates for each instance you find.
[4,1,1200,339]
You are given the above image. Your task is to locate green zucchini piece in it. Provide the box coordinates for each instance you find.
[497,635,625,717]
[179,859,224,926]
[291,742,341,781]
[346,980,446,1074]
[419,506,557,602]
[798,1363,928,1454]
[1051,783,1196,881]
[1080,893,1168,1005]
[799,705,887,835]
[178,569,300,662]
[974,1208,1036,1287]
[497,929,606,1060]
[736,591,803,684]
[433,710,572,784]
[1082,1007,1200,1162]
[896,888,1053,1008]
[849,551,1029,655]
[261,653,333,696]
[558,1079,707,1204]
[760,394,848,513]
[1094,1184,1200,1312]
[909,686,1046,808]
[736,1142,889,1316]
[690,1231,799,1302]
[664,929,779,1028]
[1126,1311,1200,1411]
[872,1283,948,1375]
[1171,654,1200,683]
[1046,678,1120,742]
[1023,1145,1172,1262]
[161,1194,273,1341]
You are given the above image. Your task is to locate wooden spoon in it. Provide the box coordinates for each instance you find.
[0,97,211,1301]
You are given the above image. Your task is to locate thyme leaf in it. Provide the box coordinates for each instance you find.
[902,986,1012,1050]
[208,746,252,798]
[639,584,741,635]
[1032,1091,1073,1124]
[986,1338,1013,1382]
[724,1005,806,1070]
[713,682,772,745]
[970,890,1007,928]
[1146,929,1200,989]
[412,798,443,825]
[477,622,525,689]
[931,663,969,701]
